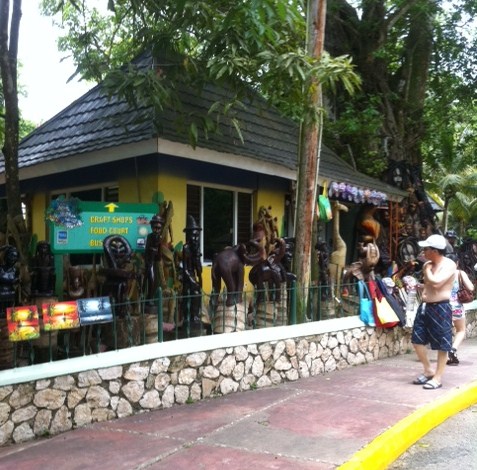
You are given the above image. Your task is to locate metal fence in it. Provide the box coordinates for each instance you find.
[0,281,359,370]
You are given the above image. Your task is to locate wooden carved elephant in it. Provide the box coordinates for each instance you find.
[211,245,246,308]
[211,242,265,308]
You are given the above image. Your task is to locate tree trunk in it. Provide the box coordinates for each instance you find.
[293,0,326,322]
[0,0,29,261]
[325,0,437,230]
[442,197,450,233]
[326,0,435,160]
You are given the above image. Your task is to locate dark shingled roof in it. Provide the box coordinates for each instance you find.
[17,85,155,169]
[6,55,406,201]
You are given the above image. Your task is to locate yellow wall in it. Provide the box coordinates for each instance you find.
[201,265,253,295]
[119,173,157,205]
[254,189,286,237]
[30,171,287,297]
[119,172,188,248]
[157,172,187,248]
[31,193,46,241]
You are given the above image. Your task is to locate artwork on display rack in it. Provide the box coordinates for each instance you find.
[42,301,80,331]
[6,306,41,341]
[77,297,113,326]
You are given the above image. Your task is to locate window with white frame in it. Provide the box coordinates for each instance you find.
[50,184,119,202]
[187,184,253,263]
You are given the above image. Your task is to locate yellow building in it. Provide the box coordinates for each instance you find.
[1,55,406,300]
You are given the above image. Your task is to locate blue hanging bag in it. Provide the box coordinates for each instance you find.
[357,280,375,327]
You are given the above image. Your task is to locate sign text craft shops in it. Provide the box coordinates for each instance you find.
[47,198,157,253]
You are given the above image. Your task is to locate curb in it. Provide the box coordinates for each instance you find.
[338,380,477,469]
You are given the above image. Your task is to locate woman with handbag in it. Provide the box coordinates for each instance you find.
[447,258,474,365]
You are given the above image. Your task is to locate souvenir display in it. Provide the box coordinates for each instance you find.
[357,280,375,326]
[78,297,113,325]
[6,306,40,341]
[328,181,387,206]
[42,301,80,331]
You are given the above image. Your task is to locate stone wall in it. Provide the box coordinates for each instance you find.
[0,308,476,446]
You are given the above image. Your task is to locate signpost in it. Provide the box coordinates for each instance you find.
[47,200,158,254]
[47,198,158,298]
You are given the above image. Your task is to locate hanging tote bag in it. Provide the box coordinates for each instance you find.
[376,277,405,326]
[316,182,333,222]
[457,271,474,304]
[368,279,400,328]
[357,280,375,327]
[374,295,401,328]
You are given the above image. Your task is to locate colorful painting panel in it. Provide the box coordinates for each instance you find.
[6,306,40,341]
[42,301,80,331]
[77,297,113,325]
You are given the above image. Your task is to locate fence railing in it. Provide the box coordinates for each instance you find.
[0,281,359,370]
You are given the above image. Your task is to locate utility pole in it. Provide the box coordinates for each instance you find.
[293,0,327,322]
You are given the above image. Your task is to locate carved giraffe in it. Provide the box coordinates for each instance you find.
[329,201,349,298]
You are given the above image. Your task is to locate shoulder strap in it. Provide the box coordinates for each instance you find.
[357,280,371,299]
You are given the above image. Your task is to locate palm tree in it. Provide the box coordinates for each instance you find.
[423,106,477,233]
[426,165,477,234]
[448,169,477,232]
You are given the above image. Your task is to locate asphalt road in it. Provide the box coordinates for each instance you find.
[389,404,477,469]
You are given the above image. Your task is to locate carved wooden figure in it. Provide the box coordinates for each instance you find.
[65,266,86,300]
[0,246,19,316]
[357,240,380,280]
[249,237,286,304]
[329,201,349,297]
[144,214,166,304]
[30,241,55,298]
[211,245,247,308]
[101,235,135,310]
[211,241,265,309]
[182,216,202,322]
[316,240,330,299]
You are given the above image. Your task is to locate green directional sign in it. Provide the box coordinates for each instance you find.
[47,199,157,253]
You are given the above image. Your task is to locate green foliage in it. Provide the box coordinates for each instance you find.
[422,3,477,231]
[40,0,360,146]
[416,0,477,199]
[30,0,477,253]
[1,38,35,145]
[424,137,477,232]
[324,95,385,177]
[36,0,477,195]
[258,51,360,125]
[465,228,477,241]
[19,118,36,140]
[318,0,477,200]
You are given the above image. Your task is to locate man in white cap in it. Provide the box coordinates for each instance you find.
[411,234,456,389]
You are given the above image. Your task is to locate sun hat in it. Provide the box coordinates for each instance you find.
[418,234,447,250]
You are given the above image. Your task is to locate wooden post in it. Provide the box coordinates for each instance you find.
[293,0,327,322]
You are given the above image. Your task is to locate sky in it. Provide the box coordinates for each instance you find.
[18,1,93,124]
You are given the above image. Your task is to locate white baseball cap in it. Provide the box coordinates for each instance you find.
[418,234,447,250]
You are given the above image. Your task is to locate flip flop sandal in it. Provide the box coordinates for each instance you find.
[423,379,442,390]
[412,374,433,385]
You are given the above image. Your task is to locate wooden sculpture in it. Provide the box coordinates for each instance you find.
[356,204,382,280]
[30,241,55,298]
[329,201,349,297]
